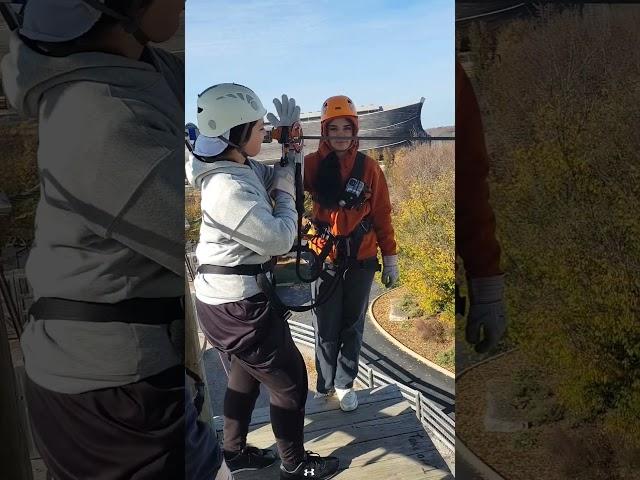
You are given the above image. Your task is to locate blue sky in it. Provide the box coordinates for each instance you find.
[185,0,454,129]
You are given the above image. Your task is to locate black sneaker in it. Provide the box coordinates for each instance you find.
[224,445,278,473]
[280,451,340,479]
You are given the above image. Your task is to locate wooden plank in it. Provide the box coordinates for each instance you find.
[215,396,409,434]
[231,384,452,480]
[336,456,453,480]
[250,396,413,436]
[247,413,425,454]
[235,454,452,480]
[247,385,402,426]
[301,399,413,433]
[238,429,438,467]
[301,432,444,470]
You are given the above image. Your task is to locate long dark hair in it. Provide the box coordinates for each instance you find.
[218,121,258,157]
[312,151,343,209]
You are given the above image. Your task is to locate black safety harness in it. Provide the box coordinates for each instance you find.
[195,147,380,314]
[295,151,377,280]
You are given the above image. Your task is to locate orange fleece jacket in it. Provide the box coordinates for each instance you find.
[304,142,397,261]
[456,61,502,277]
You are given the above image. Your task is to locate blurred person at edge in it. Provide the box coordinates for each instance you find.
[0,1,220,479]
[455,60,507,354]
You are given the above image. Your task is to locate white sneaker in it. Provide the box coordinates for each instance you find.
[335,387,358,412]
[313,388,335,400]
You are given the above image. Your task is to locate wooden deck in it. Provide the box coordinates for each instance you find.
[222,384,453,479]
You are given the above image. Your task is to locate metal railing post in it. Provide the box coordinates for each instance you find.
[368,367,375,389]
[416,391,422,421]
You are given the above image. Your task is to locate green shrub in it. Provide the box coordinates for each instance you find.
[435,348,455,370]
[387,143,455,323]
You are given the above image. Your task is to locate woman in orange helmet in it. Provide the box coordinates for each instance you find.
[304,95,399,412]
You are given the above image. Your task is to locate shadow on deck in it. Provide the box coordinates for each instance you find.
[218,384,453,480]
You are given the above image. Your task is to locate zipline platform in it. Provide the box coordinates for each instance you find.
[223,384,453,480]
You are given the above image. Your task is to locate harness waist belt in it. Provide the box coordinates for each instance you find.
[29,296,184,324]
[325,256,381,270]
[197,260,274,276]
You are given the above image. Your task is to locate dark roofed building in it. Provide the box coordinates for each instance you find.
[256,98,428,163]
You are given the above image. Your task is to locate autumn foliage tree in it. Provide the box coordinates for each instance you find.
[469,6,640,447]
[386,142,455,323]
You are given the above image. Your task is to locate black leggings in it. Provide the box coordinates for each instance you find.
[196,296,308,466]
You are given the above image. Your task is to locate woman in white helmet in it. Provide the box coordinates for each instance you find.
[1,1,198,479]
[186,84,340,480]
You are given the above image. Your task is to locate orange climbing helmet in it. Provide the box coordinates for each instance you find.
[320,95,358,123]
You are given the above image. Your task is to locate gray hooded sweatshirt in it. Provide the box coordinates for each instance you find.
[1,33,184,393]
[185,153,297,305]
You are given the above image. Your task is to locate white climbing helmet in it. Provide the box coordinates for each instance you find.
[196,83,267,138]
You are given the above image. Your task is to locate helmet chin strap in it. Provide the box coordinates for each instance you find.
[218,122,252,160]
[217,136,249,160]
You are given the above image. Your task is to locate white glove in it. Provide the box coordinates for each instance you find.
[466,275,507,353]
[266,94,301,127]
[271,161,296,199]
[381,255,400,287]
